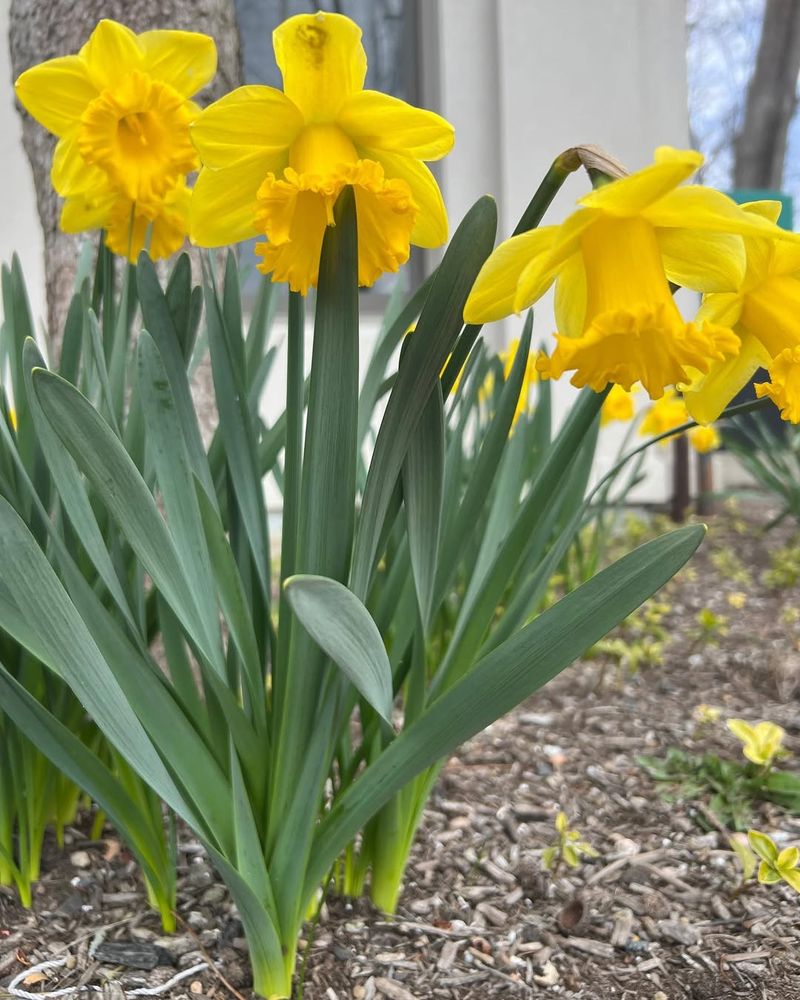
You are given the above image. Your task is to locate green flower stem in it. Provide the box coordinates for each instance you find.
[273,291,305,727]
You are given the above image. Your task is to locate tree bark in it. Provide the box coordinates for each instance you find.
[733,0,800,188]
[8,0,242,346]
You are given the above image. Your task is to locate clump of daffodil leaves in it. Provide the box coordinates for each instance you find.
[6,8,800,1000]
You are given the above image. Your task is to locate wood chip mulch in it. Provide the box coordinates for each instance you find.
[2,503,799,1000]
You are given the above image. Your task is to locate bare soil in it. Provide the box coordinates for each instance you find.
[2,502,799,1000]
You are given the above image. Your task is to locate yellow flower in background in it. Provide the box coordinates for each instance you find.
[190,12,454,294]
[748,830,800,893]
[464,147,797,400]
[689,424,720,454]
[61,178,191,262]
[727,719,786,767]
[683,202,800,424]
[600,383,637,426]
[727,591,747,609]
[693,703,721,725]
[15,20,216,205]
[639,388,688,443]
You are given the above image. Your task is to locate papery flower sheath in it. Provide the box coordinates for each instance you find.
[682,202,800,424]
[189,12,454,294]
[15,20,216,205]
[464,148,798,400]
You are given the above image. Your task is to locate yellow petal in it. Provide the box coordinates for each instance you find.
[741,199,783,224]
[682,332,769,424]
[643,185,800,241]
[657,228,746,293]
[463,227,558,324]
[51,136,108,197]
[190,154,277,246]
[273,12,366,120]
[191,86,304,168]
[579,147,702,217]
[15,56,97,137]
[78,19,144,90]
[363,148,448,248]
[695,292,744,329]
[554,250,587,339]
[138,29,217,97]
[60,188,116,232]
[727,718,756,744]
[513,208,598,312]
[770,238,800,276]
[339,90,454,160]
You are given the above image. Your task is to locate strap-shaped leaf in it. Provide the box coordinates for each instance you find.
[284,575,393,723]
[402,379,444,628]
[304,524,705,898]
[0,496,185,822]
[350,196,497,600]
[31,368,215,668]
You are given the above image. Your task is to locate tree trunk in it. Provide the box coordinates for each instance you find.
[733,0,800,188]
[9,0,242,346]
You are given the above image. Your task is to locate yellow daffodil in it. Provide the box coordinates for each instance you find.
[600,383,637,426]
[689,424,720,454]
[464,148,797,399]
[639,388,688,443]
[683,202,800,423]
[190,12,454,294]
[60,178,191,262]
[727,718,786,767]
[15,20,216,206]
[748,830,800,893]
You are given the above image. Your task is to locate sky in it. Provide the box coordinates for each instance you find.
[687,0,800,220]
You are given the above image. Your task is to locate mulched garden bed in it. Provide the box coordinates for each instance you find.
[2,502,799,1000]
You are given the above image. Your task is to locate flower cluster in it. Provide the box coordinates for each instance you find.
[16,13,453,282]
[465,149,800,426]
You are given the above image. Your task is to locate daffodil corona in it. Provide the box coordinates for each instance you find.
[15,19,216,260]
[189,12,454,294]
[464,148,793,400]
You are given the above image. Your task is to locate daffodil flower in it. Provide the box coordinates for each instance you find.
[600,383,637,425]
[683,201,800,424]
[464,148,796,400]
[727,718,786,767]
[61,179,191,262]
[639,388,688,443]
[748,830,800,893]
[689,424,720,454]
[15,20,216,206]
[189,12,454,294]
